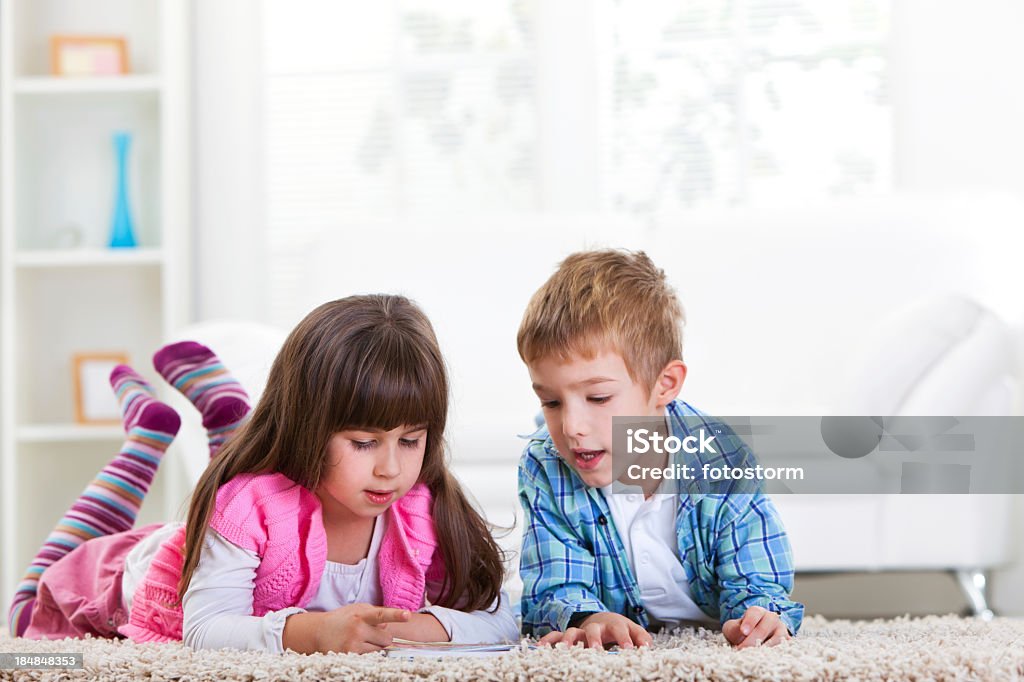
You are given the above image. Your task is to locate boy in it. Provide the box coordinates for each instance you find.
[516,249,803,649]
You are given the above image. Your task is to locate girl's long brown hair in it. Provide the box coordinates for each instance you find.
[177,295,504,611]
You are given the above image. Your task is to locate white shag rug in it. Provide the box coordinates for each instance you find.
[2,615,1023,681]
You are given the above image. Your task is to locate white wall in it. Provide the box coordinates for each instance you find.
[890,0,1024,619]
[192,0,267,322]
[190,0,1024,617]
[892,0,1024,196]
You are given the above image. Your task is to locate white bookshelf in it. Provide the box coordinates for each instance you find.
[16,424,127,443]
[0,0,190,617]
[14,247,165,268]
[13,75,162,95]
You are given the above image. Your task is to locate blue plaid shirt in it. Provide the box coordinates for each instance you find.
[518,399,804,636]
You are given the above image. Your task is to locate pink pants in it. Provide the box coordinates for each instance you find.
[22,523,163,640]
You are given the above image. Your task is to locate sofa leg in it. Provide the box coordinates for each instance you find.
[954,569,995,620]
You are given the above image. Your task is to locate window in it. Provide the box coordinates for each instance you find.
[261,0,890,324]
[599,0,891,214]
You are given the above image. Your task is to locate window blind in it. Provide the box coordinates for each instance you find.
[262,0,889,324]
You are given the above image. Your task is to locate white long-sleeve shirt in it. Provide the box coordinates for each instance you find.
[600,485,718,630]
[121,518,519,652]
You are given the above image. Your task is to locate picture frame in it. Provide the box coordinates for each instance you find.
[50,35,129,76]
[72,352,130,425]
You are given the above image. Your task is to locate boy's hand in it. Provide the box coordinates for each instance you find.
[722,606,790,648]
[538,612,653,649]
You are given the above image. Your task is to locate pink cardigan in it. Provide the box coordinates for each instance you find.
[119,472,442,643]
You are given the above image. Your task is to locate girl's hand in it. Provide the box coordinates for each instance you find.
[383,612,450,642]
[538,612,653,649]
[722,606,790,648]
[316,604,411,654]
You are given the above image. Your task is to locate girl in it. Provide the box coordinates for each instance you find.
[9,295,518,653]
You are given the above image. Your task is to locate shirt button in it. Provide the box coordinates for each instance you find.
[597,515,608,526]
[627,494,638,503]
[641,553,650,565]
[634,606,645,616]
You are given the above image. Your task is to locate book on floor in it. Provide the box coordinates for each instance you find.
[385,638,528,658]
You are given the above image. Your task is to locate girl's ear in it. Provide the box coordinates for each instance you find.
[652,360,687,408]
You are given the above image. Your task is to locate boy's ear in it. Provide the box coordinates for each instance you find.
[652,360,687,408]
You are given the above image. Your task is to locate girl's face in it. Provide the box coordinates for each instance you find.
[316,423,428,524]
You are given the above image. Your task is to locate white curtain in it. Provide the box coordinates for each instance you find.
[257,0,891,328]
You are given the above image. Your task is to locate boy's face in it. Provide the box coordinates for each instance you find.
[528,348,677,488]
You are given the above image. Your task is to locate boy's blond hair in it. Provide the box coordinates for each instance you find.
[517,249,685,389]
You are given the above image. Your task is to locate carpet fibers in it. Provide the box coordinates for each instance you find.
[2,615,1022,681]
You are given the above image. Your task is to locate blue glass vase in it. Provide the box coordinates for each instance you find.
[109,131,137,248]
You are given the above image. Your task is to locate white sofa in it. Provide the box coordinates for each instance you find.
[769,294,1018,618]
[175,192,1024,616]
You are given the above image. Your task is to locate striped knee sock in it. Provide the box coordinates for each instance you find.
[153,341,251,458]
[7,366,180,637]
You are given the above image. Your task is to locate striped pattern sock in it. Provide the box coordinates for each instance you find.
[7,366,180,637]
[153,341,251,459]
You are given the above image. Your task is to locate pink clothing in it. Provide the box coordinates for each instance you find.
[21,524,163,641]
[120,472,441,643]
